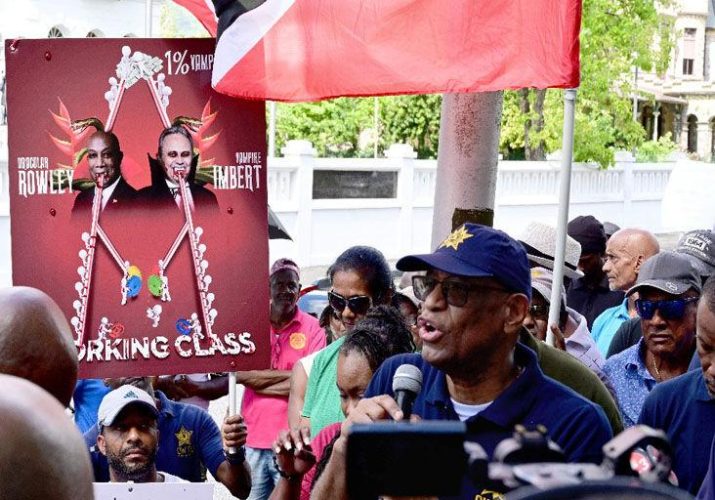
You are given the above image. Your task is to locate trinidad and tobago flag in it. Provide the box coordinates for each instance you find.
[173,0,582,102]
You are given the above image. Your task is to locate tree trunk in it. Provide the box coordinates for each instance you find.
[521,89,547,161]
[531,89,547,160]
[519,89,531,159]
[431,92,503,247]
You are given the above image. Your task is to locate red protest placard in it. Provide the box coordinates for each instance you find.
[5,38,269,378]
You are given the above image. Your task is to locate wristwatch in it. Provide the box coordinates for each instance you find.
[224,446,246,465]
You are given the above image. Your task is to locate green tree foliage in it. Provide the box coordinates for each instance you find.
[380,95,442,159]
[275,98,376,157]
[274,95,442,158]
[160,1,209,38]
[501,0,672,167]
[635,132,677,162]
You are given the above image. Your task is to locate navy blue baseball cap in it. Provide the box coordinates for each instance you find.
[396,223,532,300]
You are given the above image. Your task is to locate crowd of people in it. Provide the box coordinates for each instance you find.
[1,215,715,499]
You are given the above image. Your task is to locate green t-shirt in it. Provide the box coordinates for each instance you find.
[302,337,346,436]
[519,331,624,435]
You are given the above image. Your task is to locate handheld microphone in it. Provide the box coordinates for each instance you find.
[392,364,422,420]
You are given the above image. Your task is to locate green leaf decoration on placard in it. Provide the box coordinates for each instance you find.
[195,167,215,186]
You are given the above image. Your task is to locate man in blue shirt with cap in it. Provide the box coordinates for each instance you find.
[639,273,715,495]
[605,251,701,429]
[311,224,612,499]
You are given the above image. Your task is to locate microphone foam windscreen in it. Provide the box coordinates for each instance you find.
[392,364,423,395]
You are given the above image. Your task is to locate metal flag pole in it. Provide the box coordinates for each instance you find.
[145,0,153,37]
[268,101,276,157]
[547,88,577,346]
[228,371,238,453]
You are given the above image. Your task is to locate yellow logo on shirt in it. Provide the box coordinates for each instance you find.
[175,426,195,457]
[289,332,306,350]
[476,490,504,500]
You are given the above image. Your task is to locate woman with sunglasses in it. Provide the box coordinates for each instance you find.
[300,246,395,436]
[287,307,346,429]
[270,306,414,500]
[603,251,702,427]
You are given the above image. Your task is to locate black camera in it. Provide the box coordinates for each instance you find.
[347,422,692,499]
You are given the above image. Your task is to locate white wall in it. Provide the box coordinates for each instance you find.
[266,141,689,270]
[1,129,706,286]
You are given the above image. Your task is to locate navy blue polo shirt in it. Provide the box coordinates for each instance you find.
[364,343,613,499]
[638,370,715,495]
[85,390,225,482]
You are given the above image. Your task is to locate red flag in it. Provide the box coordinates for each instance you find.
[176,0,582,102]
[173,0,217,36]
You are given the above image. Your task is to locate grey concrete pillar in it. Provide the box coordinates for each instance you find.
[431,92,503,248]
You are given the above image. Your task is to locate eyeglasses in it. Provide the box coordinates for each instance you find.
[635,297,698,321]
[328,291,372,316]
[528,303,549,319]
[412,275,507,308]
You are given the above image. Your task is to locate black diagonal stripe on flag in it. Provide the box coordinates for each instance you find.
[214,0,268,39]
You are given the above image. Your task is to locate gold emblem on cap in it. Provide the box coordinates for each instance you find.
[439,225,474,251]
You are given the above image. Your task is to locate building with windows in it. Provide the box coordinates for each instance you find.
[0,0,207,126]
[0,0,183,286]
[637,0,715,160]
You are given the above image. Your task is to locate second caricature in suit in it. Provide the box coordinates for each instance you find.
[138,125,218,212]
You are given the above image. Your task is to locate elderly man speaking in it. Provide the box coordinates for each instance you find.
[312,224,612,499]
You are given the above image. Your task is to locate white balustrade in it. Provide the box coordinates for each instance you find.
[264,141,681,267]
[0,134,688,276]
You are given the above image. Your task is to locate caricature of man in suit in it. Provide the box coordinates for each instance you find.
[72,131,137,214]
[137,125,218,212]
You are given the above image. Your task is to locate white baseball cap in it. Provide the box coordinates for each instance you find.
[97,385,158,427]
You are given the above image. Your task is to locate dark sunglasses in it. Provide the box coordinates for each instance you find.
[635,297,698,321]
[412,275,507,308]
[328,290,372,316]
[528,303,549,319]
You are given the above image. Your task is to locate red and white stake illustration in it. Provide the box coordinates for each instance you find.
[71,176,132,345]
[157,165,218,339]
[70,46,217,346]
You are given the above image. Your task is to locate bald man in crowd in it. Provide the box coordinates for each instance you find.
[0,286,78,406]
[0,374,94,499]
[591,228,660,356]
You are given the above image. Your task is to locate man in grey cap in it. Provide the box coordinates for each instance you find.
[97,385,185,483]
[675,229,715,281]
[638,275,715,495]
[603,251,701,427]
[607,229,715,358]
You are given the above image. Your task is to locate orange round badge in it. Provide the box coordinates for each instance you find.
[289,332,306,350]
